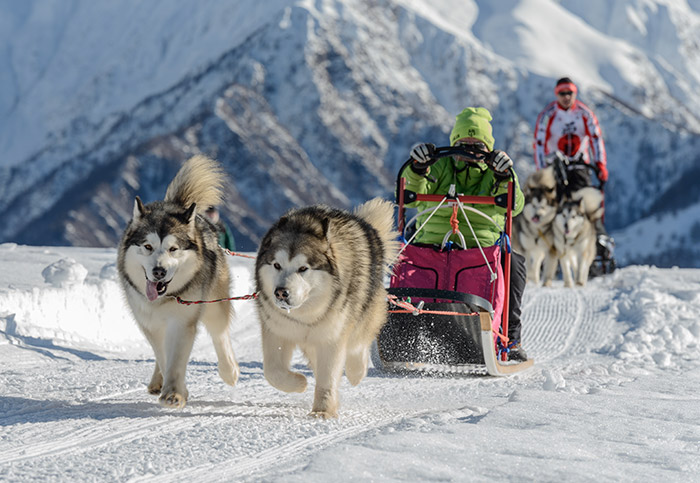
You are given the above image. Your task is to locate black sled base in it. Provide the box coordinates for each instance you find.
[375,293,533,376]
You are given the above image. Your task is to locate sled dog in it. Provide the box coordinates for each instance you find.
[512,167,558,284]
[118,155,239,408]
[255,198,399,418]
[544,187,602,288]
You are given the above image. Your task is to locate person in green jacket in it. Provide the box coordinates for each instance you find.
[204,206,236,251]
[402,107,528,361]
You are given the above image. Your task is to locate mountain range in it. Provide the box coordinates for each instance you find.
[2,0,700,267]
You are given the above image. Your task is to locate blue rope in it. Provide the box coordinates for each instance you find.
[497,337,519,359]
[497,232,511,254]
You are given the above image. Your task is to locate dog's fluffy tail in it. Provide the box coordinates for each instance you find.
[165,155,225,211]
[527,167,552,190]
[573,187,605,221]
[354,197,400,268]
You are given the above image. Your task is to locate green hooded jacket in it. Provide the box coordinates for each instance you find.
[401,157,524,248]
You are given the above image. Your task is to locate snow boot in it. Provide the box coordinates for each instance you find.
[508,343,528,362]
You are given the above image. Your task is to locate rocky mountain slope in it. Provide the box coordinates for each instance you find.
[1,0,699,265]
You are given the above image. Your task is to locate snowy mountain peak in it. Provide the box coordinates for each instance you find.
[1,0,700,266]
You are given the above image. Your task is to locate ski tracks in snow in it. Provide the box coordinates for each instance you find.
[0,282,618,481]
[522,281,615,363]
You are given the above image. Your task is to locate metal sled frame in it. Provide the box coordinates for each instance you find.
[376,147,534,376]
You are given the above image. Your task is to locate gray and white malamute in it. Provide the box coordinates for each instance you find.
[544,187,603,288]
[255,198,398,418]
[512,167,558,285]
[117,155,239,408]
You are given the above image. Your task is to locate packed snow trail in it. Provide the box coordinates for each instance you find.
[523,283,616,361]
[1,247,699,481]
[0,277,611,481]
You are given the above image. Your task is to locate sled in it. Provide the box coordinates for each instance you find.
[373,146,534,376]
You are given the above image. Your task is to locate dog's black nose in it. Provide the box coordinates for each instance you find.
[274,287,290,301]
[152,267,167,280]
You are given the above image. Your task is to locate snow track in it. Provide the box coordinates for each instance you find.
[523,282,615,362]
[0,272,683,482]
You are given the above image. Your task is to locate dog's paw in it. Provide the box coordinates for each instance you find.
[309,408,338,419]
[265,370,307,393]
[310,388,338,418]
[219,362,240,387]
[345,350,369,386]
[280,372,307,392]
[147,381,162,395]
[159,389,188,409]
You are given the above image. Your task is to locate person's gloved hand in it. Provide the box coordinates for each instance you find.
[409,143,437,174]
[596,161,608,182]
[484,150,513,177]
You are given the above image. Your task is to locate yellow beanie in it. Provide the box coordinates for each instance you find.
[449,107,495,150]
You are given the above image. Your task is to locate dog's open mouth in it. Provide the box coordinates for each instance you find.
[531,214,540,223]
[274,300,297,313]
[146,280,170,301]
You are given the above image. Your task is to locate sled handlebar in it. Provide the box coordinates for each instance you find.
[431,146,516,180]
[549,151,605,192]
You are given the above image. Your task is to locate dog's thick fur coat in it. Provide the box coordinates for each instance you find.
[117,155,239,408]
[512,167,558,284]
[544,187,603,287]
[254,198,398,418]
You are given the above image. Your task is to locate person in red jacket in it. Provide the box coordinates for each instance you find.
[534,77,608,183]
[534,77,614,269]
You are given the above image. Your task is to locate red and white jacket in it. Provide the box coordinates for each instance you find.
[533,100,607,171]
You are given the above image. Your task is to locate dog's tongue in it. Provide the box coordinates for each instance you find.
[146,280,159,301]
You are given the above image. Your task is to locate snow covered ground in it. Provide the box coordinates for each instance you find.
[1,243,699,481]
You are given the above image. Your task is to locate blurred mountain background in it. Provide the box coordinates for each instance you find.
[1,0,699,266]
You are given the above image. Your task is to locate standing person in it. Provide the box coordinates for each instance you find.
[534,76,613,262]
[204,206,236,251]
[533,77,607,183]
[403,107,528,361]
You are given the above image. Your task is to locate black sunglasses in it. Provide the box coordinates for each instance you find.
[558,91,574,96]
[454,142,488,159]
[455,141,487,150]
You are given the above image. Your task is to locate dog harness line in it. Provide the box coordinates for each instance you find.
[171,292,259,306]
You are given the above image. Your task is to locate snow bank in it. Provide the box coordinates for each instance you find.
[606,266,700,369]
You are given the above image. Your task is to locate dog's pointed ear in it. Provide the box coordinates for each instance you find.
[184,203,197,223]
[133,196,146,221]
[321,217,331,239]
[184,203,197,235]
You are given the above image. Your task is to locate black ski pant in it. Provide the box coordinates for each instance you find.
[502,250,527,344]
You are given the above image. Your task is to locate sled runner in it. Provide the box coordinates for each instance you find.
[373,146,534,376]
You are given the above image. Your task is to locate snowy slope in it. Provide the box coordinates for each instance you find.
[2,0,700,266]
[1,244,699,481]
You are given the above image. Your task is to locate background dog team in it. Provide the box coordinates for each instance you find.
[512,165,606,288]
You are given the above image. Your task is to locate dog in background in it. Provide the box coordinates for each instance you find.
[118,155,239,408]
[544,187,603,288]
[512,167,558,284]
[254,198,399,418]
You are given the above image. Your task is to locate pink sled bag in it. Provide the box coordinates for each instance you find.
[390,243,505,334]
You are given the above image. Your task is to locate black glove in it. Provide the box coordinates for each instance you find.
[409,143,437,174]
[484,150,513,178]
